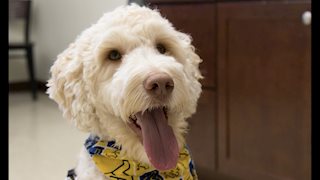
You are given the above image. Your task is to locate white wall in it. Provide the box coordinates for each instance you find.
[9,0,127,82]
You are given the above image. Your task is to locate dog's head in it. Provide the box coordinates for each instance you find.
[47,4,202,170]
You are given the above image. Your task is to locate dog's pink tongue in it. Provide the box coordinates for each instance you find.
[136,108,179,171]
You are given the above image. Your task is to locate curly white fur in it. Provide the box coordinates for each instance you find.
[47,4,202,180]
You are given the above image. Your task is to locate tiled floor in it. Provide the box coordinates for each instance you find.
[9,92,88,180]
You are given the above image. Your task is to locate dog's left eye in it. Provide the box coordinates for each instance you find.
[108,50,122,61]
[156,43,167,54]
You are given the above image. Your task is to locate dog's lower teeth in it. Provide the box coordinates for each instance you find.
[129,115,137,121]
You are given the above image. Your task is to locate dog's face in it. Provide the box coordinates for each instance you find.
[47,4,202,171]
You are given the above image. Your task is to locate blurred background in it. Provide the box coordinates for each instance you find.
[9,0,311,180]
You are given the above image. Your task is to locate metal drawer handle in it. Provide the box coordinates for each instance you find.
[302,11,311,26]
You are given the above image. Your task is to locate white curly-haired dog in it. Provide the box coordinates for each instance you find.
[47,3,202,180]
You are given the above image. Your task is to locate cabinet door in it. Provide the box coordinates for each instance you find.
[217,2,311,180]
[151,3,218,178]
[186,90,216,179]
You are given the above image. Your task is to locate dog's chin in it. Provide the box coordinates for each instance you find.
[127,106,179,171]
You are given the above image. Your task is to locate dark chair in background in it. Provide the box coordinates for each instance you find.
[9,0,37,100]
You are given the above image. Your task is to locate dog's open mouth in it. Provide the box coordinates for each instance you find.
[128,106,179,171]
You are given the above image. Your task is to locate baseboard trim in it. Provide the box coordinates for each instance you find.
[9,81,47,92]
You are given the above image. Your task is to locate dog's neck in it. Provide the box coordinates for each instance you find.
[84,134,198,179]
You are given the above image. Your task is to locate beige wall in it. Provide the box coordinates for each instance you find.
[9,0,127,82]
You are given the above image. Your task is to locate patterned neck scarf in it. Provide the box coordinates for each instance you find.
[85,135,198,180]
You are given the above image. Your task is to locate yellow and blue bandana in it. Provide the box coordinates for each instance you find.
[85,135,198,180]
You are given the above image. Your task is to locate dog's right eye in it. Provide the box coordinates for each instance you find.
[108,50,122,61]
[156,43,167,54]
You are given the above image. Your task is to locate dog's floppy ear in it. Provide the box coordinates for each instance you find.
[176,31,203,81]
[47,39,99,132]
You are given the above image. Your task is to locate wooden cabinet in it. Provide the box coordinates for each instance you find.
[145,0,311,179]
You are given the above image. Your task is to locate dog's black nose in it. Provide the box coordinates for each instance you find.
[144,73,174,100]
